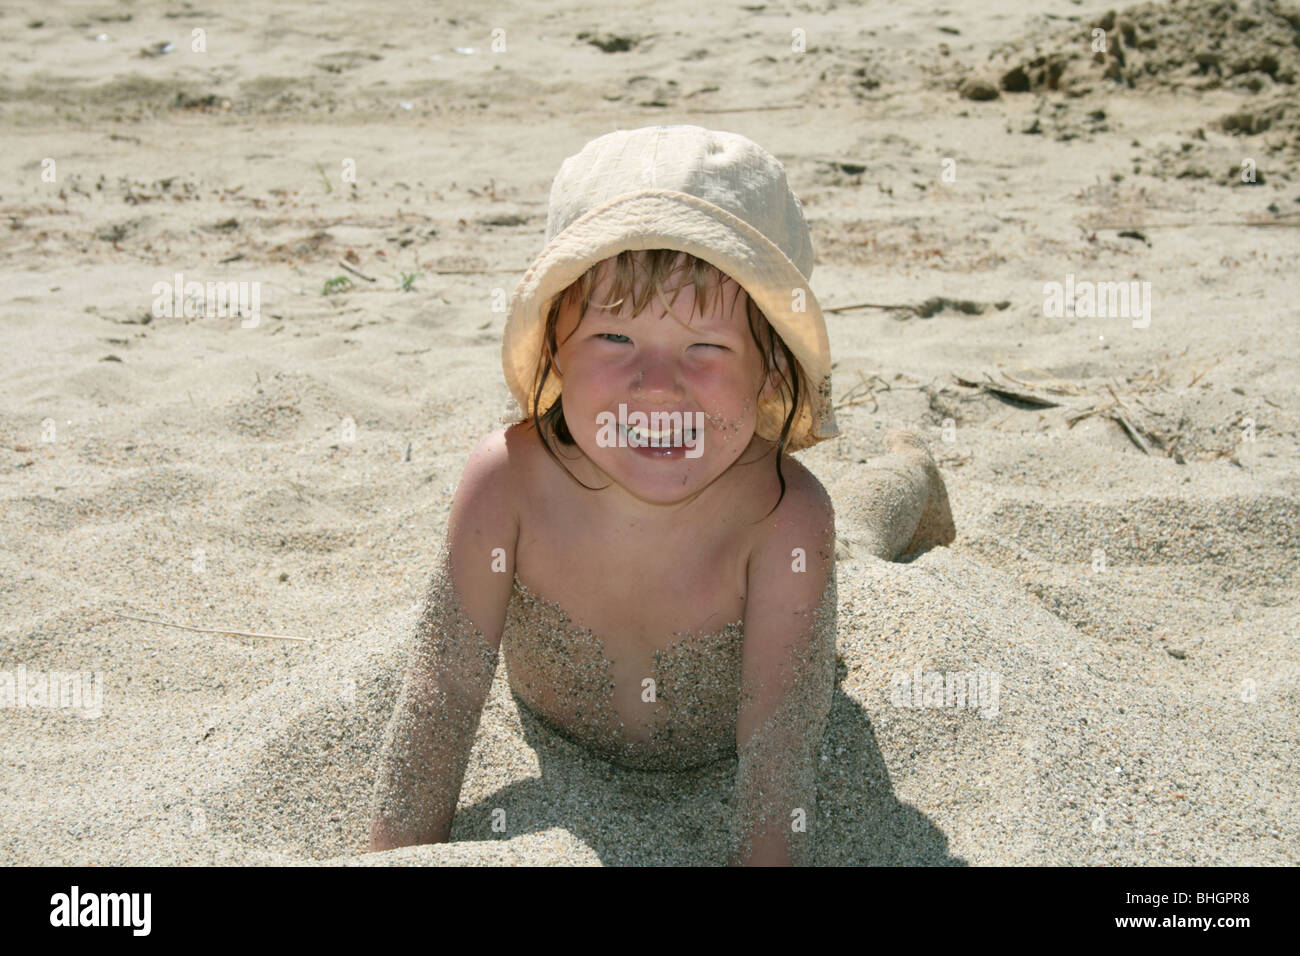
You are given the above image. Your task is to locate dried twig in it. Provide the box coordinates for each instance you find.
[1108,409,1153,455]
[1001,371,1081,397]
[1133,394,1166,417]
[687,103,806,114]
[826,301,921,315]
[926,366,1192,458]
[1066,403,1111,426]
[1130,364,1171,395]
[1187,359,1219,388]
[834,371,889,411]
[1102,383,1167,454]
[111,612,309,644]
[952,374,1064,408]
[337,259,376,283]
[1105,382,1137,417]
[1001,362,1089,395]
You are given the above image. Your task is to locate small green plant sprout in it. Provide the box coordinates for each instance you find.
[322,275,354,296]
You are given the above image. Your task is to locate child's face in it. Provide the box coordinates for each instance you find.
[552,255,781,510]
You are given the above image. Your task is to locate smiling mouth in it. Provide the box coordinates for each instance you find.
[622,422,696,445]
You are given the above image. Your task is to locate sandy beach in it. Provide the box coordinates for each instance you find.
[1,0,1297,865]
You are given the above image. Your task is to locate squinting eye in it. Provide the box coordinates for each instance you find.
[594,334,727,351]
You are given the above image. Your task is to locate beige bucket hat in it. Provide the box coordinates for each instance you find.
[502,124,838,452]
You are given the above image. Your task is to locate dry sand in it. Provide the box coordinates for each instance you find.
[1,0,1297,865]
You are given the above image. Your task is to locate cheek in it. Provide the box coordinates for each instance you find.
[717,364,764,410]
[557,355,603,393]
[699,384,760,434]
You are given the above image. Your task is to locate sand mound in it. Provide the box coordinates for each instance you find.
[160,613,410,861]
[963,0,1300,162]
[989,0,1300,96]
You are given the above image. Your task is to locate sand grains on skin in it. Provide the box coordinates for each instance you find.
[503,564,838,865]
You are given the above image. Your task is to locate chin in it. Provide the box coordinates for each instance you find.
[603,449,714,491]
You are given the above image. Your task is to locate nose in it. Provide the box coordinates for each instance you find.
[630,351,682,398]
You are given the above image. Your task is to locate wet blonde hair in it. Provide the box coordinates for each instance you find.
[525,248,805,520]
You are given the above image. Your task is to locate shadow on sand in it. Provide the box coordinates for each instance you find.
[448,686,965,866]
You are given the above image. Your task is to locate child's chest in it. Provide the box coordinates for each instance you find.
[501,565,745,767]
[505,448,762,764]
[513,471,754,654]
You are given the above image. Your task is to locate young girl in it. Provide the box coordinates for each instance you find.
[368,126,955,865]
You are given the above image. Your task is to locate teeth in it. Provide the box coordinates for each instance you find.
[625,424,693,442]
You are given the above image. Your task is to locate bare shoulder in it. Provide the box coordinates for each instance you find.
[441,425,527,648]
[744,453,835,616]
[455,425,520,514]
[746,453,835,560]
[775,456,834,527]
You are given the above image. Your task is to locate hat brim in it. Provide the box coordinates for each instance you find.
[503,190,839,452]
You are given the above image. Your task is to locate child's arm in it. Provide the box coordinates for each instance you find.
[731,477,837,867]
[369,430,518,851]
